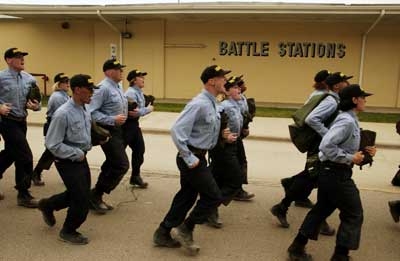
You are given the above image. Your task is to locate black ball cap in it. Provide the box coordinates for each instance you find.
[339,84,372,100]
[54,73,69,83]
[314,70,330,83]
[127,69,148,82]
[102,58,126,72]
[200,65,231,84]
[70,74,98,90]
[325,72,353,87]
[4,47,28,59]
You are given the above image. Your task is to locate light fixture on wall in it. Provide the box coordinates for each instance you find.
[121,32,133,39]
[61,22,70,29]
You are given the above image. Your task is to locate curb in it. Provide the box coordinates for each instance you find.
[27,122,400,150]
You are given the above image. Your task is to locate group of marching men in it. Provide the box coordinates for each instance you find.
[0,47,255,246]
[1,46,399,260]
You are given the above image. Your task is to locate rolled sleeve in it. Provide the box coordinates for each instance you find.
[171,104,199,167]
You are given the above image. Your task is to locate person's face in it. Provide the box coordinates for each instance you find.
[6,54,25,71]
[353,96,367,112]
[76,86,94,104]
[109,68,123,83]
[333,80,350,93]
[210,76,227,94]
[227,85,241,100]
[134,76,145,88]
[59,79,70,92]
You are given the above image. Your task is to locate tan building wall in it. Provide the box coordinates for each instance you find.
[0,17,399,108]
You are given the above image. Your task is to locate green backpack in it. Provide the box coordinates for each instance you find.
[288,93,337,153]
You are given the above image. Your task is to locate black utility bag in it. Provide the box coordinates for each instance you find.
[358,129,376,169]
[289,93,337,153]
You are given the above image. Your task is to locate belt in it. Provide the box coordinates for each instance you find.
[2,115,26,122]
[321,161,353,169]
[188,145,207,157]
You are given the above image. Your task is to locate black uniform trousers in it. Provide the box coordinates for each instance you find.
[209,142,242,203]
[35,118,54,172]
[0,117,33,191]
[236,138,248,184]
[281,140,321,207]
[45,158,91,233]
[161,153,222,229]
[95,126,129,194]
[122,119,145,178]
[299,163,363,250]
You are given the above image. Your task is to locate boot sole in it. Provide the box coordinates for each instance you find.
[58,236,89,245]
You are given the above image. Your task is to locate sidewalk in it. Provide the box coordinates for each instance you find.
[27,109,400,149]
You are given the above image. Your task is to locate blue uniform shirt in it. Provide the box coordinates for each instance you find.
[171,89,221,167]
[238,94,249,114]
[88,77,128,126]
[305,91,339,137]
[45,99,92,161]
[46,90,70,118]
[221,98,243,135]
[0,68,39,118]
[319,110,360,165]
[125,85,151,117]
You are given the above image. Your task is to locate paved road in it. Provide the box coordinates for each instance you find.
[0,127,400,260]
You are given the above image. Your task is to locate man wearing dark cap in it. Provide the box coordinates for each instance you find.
[281,69,331,206]
[153,65,236,255]
[39,74,97,245]
[207,76,245,227]
[87,58,129,214]
[0,47,41,208]
[32,73,71,186]
[287,84,375,261]
[234,75,255,201]
[271,71,351,234]
[123,69,153,188]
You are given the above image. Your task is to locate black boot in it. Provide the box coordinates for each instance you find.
[32,169,45,186]
[288,241,313,261]
[59,229,89,245]
[17,190,38,208]
[319,220,336,236]
[233,188,255,201]
[130,176,148,189]
[173,223,200,256]
[270,203,289,228]
[206,208,223,229]
[88,189,108,215]
[38,199,56,227]
[153,226,181,248]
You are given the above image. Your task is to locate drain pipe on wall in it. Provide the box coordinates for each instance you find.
[358,9,385,86]
[96,10,123,65]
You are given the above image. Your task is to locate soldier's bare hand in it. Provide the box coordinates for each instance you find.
[128,109,140,118]
[26,100,39,110]
[222,128,231,139]
[114,114,127,125]
[0,103,12,116]
[352,151,365,165]
[365,146,377,157]
[189,159,200,169]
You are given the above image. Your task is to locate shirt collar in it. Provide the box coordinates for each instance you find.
[202,89,218,106]
[131,85,143,93]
